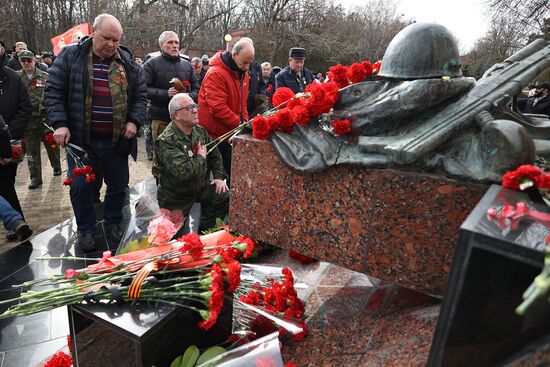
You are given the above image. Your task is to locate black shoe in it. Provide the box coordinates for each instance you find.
[77,232,97,252]
[12,220,33,242]
[6,230,17,241]
[28,180,42,189]
[106,225,124,245]
[53,169,62,176]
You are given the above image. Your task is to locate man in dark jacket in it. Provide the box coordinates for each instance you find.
[275,47,316,94]
[143,31,199,145]
[45,13,147,251]
[526,82,550,117]
[246,59,267,117]
[0,61,32,240]
[6,42,28,71]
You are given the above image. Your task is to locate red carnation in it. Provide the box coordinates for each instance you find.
[267,84,273,94]
[73,167,85,176]
[83,165,93,174]
[361,61,374,78]
[536,174,550,190]
[501,165,542,190]
[328,64,349,89]
[347,62,368,84]
[322,81,340,106]
[291,105,310,126]
[179,232,205,258]
[225,260,242,292]
[44,351,73,367]
[182,80,190,87]
[274,108,294,133]
[251,115,271,140]
[84,173,96,183]
[272,87,296,107]
[284,362,298,367]
[63,177,75,186]
[372,61,382,74]
[11,146,22,159]
[331,119,352,135]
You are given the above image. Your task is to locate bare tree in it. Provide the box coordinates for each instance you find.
[487,0,549,37]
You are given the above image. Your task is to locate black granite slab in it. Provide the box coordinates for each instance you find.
[429,185,550,367]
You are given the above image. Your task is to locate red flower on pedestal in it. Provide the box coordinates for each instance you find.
[272,87,296,107]
[347,62,368,84]
[328,64,349,88]
[331,119,352,135]
[251,115,271,140]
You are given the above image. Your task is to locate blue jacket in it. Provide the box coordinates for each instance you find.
[275,66,315,94]
[45,37,147,146]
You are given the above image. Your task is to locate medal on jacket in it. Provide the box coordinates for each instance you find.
[188,150,194,157]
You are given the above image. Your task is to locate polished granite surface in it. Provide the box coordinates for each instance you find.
[230,135,487,297]
[0,179,442,367]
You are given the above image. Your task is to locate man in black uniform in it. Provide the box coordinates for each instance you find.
[275,47,315,94]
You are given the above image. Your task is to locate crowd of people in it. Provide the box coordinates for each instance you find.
[0,13,325,251]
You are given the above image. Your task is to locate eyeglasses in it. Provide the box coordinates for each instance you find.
[175,104,199,112]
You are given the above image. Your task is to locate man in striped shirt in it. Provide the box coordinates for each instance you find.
[45,14,147,252]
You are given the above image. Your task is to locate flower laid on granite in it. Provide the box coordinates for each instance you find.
[203,59,381,153]
[0,230,259,331]
[288,250,316,264]
[44,351,73,367]
[502,164,548,191]
[235,267,307,342]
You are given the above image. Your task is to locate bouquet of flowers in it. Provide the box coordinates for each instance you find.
[204,60,381,155]
[43,124,96,186]
[0,230,258,331]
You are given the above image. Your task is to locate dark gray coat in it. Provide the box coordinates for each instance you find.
[143,51,200,122]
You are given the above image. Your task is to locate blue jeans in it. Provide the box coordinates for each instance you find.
[67,139,129,234]
[0,195,23,231]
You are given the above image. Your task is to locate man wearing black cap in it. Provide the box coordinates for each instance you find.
[275,47,315,94]
[526,82,550,116]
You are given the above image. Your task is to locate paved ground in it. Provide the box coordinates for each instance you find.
[0,137,153,253]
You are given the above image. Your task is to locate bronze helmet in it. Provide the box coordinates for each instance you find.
[378,23,461,79]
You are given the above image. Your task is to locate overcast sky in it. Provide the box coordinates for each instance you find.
[337,0,491,53]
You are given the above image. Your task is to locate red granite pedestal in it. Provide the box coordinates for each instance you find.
[230,135,488,297]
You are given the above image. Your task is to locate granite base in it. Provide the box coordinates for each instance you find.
[230,135,488,296]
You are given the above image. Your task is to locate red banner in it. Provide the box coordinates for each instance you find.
[50,23,91,55]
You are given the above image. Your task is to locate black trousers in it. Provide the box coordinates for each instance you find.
[0,164,24,220]
[217,141,232,187]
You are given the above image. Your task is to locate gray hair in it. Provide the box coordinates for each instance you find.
[93,14,123,33]
[261,62,272,69]
[232,38,254,55]
[14,42,27,49]
[168,93,189,118]
[159,31,178,47]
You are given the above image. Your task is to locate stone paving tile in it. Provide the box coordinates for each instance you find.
[0,137,153,253]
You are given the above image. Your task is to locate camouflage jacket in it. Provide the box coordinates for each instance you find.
[17,67,48,120]
[154,122,227,208]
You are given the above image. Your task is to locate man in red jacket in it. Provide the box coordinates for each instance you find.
[198,38,254,185]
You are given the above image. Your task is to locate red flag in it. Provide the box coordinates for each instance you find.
[50,23,91,55]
